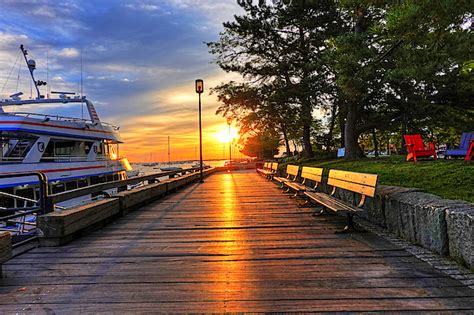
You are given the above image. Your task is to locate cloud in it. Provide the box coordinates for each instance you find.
[56,47,80,59]
[0,0,244,161]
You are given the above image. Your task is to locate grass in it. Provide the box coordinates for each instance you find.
[282,155,474,203]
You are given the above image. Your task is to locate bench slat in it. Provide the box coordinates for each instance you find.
[327,178,376,197]
[304,191,363,213]
[286,165,299,176]
[301,167,323,183]
[286,182,308,192]
[328,170,378,197]
[329,170,378,187]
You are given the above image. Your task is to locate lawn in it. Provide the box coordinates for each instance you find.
[282,155,474,203]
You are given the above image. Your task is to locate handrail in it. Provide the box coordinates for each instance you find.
[3,112,119,130]
[48,167,210,206]
[0,172,48,213]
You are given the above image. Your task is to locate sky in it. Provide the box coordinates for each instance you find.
[0,0,245,162]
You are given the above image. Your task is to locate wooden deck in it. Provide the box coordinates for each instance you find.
[1,170,473,313]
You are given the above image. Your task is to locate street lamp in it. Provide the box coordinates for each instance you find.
[195,79,204,183]
[227,117,232,166]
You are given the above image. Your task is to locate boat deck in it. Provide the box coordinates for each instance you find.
[1,170,473,313]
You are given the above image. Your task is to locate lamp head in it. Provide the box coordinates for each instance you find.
[195,79,204,94]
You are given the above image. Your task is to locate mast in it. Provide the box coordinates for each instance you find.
[20,45,46,99]
[168,136,171,165]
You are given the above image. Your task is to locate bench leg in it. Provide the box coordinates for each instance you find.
[282,186,291,193]
[335,213,367,234]
[298,199,314,208]
[312,207,328,216]
[289,190,300,198]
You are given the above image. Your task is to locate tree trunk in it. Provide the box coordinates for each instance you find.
[401,116,408,154]
[301,100,314,158]
[372,129,379,157]
[281,125,291,155]
[325,104,337,152]
[344,104,363,159]
[338,101,346,148]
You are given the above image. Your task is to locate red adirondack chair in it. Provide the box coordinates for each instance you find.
[404,134,437,162]
[466,142,474,161]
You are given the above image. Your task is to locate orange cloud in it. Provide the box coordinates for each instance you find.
[117,72,244,162]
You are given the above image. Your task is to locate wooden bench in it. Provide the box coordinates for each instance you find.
[259,162,278,179]
[284,166,324,197]
[257,162,272,176]
[273,165,299,189]
[304,170,378,233]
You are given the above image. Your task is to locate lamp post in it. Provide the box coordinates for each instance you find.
[227,117,232,166]
[195,79,204,183]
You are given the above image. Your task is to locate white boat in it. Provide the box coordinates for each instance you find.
[0,45,131,226]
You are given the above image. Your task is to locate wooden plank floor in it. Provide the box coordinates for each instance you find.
[1,170,473,313]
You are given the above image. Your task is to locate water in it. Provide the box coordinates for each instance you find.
[132,160,227,176]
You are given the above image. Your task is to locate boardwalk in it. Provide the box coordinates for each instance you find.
[1,171,473,313]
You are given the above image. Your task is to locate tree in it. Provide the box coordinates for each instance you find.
[208,0,346,158]
[240,129,280,159]
[334,0,473,158]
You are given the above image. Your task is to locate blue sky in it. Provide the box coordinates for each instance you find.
[0,0,243,161]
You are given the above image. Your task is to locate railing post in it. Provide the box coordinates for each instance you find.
[36,172,53,214]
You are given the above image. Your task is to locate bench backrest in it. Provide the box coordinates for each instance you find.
[286,165,299,177]
[404,134,424,152]
[301,167,323,183]
[271,163,279,171]
[328,170,378,198]
[460,132,474,150]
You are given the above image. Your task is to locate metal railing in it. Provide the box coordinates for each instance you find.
[0,167,210,245]
[4,112,120,130]
[47,167,210,210]
[0,172,49,247]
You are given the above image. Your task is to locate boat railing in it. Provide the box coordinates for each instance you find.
[48,166,210,207]
[0,172,49,247]
[0,156,124,163]
[3,112,119,130]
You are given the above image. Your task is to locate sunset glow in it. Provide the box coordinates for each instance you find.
[215,126,239,143]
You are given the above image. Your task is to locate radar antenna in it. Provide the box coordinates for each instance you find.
[20,44,47,99]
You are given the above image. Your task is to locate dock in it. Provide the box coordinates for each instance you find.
[1,170,473,313]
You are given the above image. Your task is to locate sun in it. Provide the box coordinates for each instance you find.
[215,126,238,143]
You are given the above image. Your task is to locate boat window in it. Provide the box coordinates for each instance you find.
[90,176,100,185]
[54,141,76,156]
[78,178,88,188]
[84,142,93,154]
[107,175,114,182]
[113,174,119,181]
[0,188,15,209]
[99,175,106,183]
[51,183,65,194]
[66,181,78,191]
[15,188,36,207]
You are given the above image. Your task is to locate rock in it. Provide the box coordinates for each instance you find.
[383,191,451,255]
[446,205,474,269]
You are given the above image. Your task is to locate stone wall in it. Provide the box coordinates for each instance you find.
[322,183,474,270]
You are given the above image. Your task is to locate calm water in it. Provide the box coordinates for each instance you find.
[132,160,227,176]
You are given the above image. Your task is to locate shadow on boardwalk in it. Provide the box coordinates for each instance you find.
[1,170,473,313]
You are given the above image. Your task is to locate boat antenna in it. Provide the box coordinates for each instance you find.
[19,45,46,99]
[46,49,50,98]
[80,49,84,119]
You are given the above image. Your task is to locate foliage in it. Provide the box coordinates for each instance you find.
[240,129,280,158]
[209,1,473,160]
